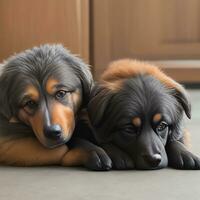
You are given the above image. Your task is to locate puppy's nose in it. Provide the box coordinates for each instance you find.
[142,153,161,167]
[44,124,62,139]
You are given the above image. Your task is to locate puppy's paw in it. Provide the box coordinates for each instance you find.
[111,151,135,170]
[102,144,135,170]
[84,148,112,171]
[169,150,200,170]
[167,141,200,170]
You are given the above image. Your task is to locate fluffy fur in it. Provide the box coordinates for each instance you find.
[0,45,111,170]
[88,59,200,170]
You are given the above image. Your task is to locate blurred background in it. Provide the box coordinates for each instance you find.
[1,0,200,84]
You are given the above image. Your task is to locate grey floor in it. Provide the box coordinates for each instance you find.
[0,90,200,200]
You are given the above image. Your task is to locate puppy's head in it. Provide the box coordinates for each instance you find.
[88,59,191,169]
[0,44,93,148]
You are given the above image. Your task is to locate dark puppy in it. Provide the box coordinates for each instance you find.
[88,59,200,170]
[0,44,111,170]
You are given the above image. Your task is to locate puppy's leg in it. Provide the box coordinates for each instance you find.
[0,136,111,169]
[101,143,135,170]
[61,138,112,171]
[0,136,68,166]
[166,138,200,170]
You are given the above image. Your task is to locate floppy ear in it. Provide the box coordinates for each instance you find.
[71,58,93,106]
[0,70,12,120]
[171,84,191,119]
[60,48,93,107]
[87,85,114,143]
[153,68,191,119]
[87,85,113,128]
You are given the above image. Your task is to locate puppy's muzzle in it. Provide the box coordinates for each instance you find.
[142,153,162,168]
[43,124,62,140]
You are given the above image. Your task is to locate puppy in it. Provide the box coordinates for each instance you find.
[88,59,200,170]
[0,44,111,170]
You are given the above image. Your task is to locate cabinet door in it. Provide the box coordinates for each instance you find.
[0,0,89,62]
[91,0,200,82]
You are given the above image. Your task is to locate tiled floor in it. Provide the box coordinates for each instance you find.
[0,90,200,200]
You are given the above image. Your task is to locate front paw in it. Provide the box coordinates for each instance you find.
[84,147,112,171]
[167,141,200,170]
[102,144,135,170]
[112,151,134,170]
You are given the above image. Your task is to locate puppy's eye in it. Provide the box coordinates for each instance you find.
[156,121,168,133]
[24,100,37,109]
[55,90,67,100]
[122,125,138,136]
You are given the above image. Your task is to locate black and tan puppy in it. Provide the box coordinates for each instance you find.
[0,44,111,170]
[88,59,200,170]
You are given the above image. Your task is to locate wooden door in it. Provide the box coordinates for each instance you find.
[91,0,200,82]
[0,0,89,63]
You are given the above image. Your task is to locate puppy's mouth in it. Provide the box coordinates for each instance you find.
[43,137,69,149]
[39,134,71,149]
[33,127,73,149]
[135,153,168,170]
[136,164,164,170]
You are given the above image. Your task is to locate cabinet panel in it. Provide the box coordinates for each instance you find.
[91,0,200,81]
[0,0,89,62]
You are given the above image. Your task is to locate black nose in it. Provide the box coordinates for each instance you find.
[142,153,161,167]
[44,124,62,139]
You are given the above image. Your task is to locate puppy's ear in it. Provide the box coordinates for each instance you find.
[153,68,191,119]
[160,74,191,119]
[73,59,93,106]
[0,69,12,120]
[171,84,191,119]
[60,48,93,107]
[87,85,113,128]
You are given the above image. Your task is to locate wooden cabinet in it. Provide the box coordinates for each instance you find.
[1,0,200,82]
[90,0,200,82]
[0,0,89,62]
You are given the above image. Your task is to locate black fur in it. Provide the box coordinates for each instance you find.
[88,74,200,170]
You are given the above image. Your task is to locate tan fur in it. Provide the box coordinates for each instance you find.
[71,90,82,112]
[183,129,192,150]
[45,78,59,95]
[29,111,43,134]
[0,137,91,167]
[19,108,50,146]
[51,104,75,139]
[25,85,39,101]
[18,108,45,142]
[153,113,162,123]
[9,117,19,123]
[61,148,89,166]
[29,110,45,142]
[132,117,141,127]
[0,137,68,166]
[101,59,185,93]
[101,80,124,91]
[18,109,31,125]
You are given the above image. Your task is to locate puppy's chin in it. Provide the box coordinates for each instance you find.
[42,139,67,149]
[135,155,168,170]
[36,133,72,149]
[136,162,168,170]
